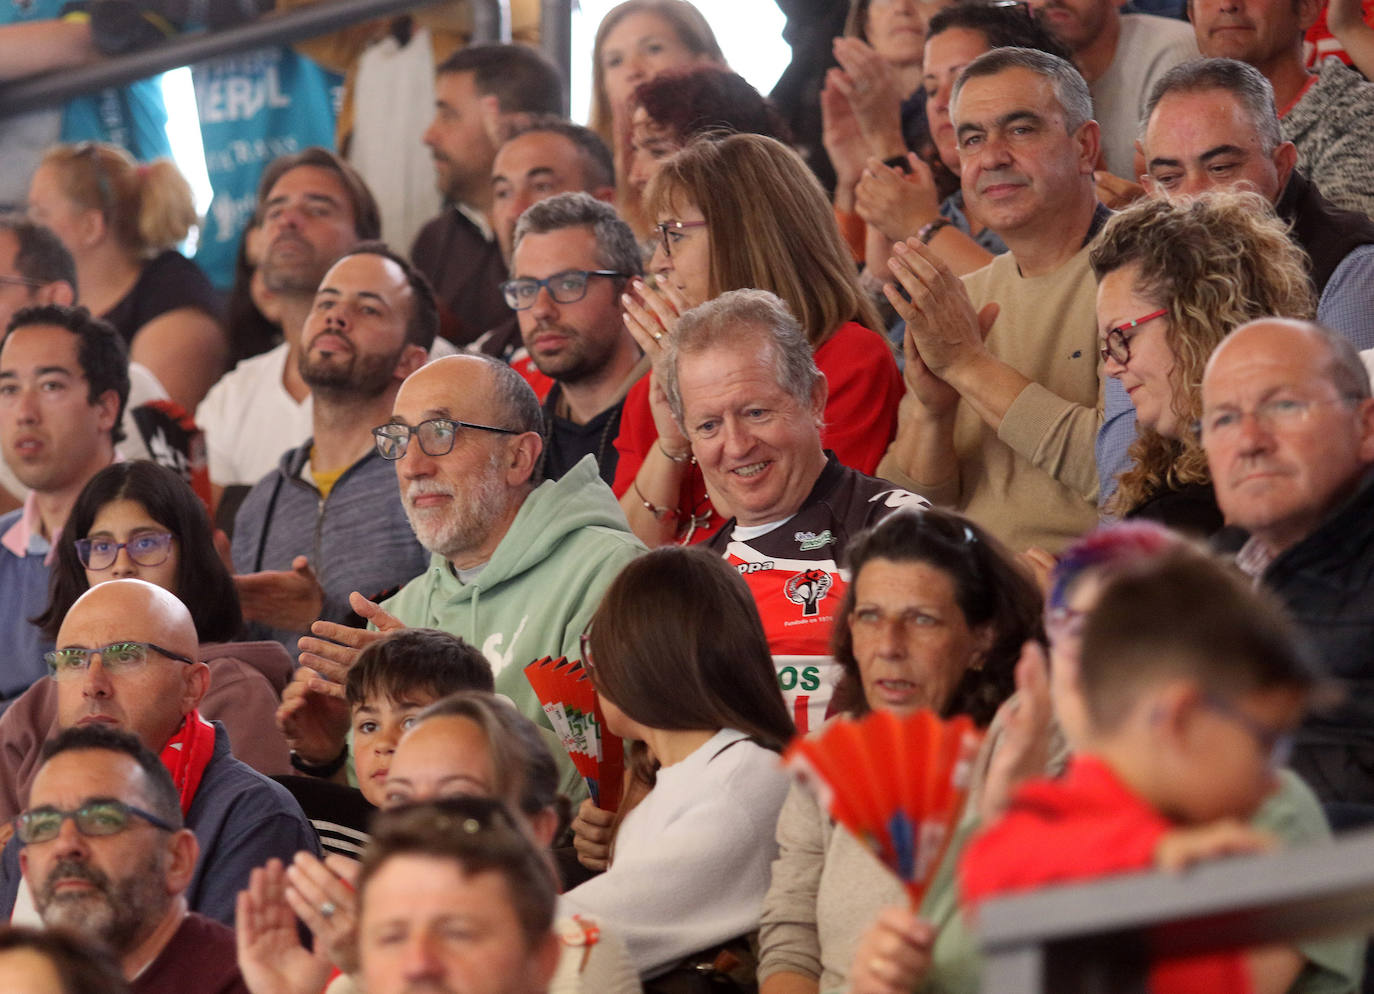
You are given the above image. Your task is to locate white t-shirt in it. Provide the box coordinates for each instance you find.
[195,342,313,490]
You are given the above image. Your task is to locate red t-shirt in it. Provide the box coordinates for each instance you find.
[610,321,903,545]
[961,755,1254,994]
[512,354,555,401]
[1305,2,1374,69]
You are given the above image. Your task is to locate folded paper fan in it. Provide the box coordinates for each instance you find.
[784,709,982,906]
[523,656,625,811]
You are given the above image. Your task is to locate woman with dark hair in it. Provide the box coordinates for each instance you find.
[0,462,291,820]
[563,545,794,979]
[758,508,1043,994]
[626,65,792,216]
[35,461,242,643]
[615,132,903,548]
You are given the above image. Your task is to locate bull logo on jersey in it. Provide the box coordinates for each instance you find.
[784,568,833,617]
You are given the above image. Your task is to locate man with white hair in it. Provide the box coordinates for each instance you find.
[661,288,927,733]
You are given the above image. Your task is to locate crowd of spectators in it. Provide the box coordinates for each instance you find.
[1,0,1374,991]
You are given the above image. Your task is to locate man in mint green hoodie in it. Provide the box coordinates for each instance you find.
[289,354,644,798]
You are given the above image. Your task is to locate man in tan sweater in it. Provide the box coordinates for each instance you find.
[877,47,1105,554]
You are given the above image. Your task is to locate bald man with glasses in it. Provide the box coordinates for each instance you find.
[0,579,316,927]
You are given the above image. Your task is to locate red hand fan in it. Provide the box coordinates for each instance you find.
[784,709,982,906]
[523,656,625,811]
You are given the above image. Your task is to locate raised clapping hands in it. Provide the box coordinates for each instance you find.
[237,853,364,994]
[822,75,872,201]
[276,664,350,767]
[884,238,998,417]
[284,851,364,974]
[856,154,942,244]
[278,592,407,767]
[847,906,936,994]
[980,640,1055,823]
[236,858,333,994]
[830,37,907,160]
[296,591,406,683]
[622,276,693,459]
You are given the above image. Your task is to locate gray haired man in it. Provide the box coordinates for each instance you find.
[877,48,1108,554]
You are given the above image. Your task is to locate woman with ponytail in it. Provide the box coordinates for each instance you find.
[27,142,227,410]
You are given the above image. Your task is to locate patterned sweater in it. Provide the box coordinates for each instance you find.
[1283,60,1374,219]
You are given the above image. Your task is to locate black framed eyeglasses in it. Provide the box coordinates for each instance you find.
[44,641,195,680]
[655,220,708,259]
[373,417,519,461]
[74,532,174,571]
[1100,308,1168,365]
[500,269,628,311]
[15,799,176,845]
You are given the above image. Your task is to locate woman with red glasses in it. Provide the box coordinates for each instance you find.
[1092,192,1312,534]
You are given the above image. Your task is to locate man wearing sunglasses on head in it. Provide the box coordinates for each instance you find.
[17,723,249,993]
[0,578,317,931]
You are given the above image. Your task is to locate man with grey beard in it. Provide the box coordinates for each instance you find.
[229,245,432,664]
[287,354,644,799]
[18,724,248,993]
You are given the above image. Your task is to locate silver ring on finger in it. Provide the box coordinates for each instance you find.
[320,901,337,919]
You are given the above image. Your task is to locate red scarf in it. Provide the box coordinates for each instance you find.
[158,710,216,817]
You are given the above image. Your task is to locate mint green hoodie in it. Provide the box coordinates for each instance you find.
[382,456,645,799]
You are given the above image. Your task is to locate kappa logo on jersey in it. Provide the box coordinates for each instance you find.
[737,560,775,574]
[784,569,833,617]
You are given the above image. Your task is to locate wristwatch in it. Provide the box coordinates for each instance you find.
[290,745,348,778]
[917,218,953,245]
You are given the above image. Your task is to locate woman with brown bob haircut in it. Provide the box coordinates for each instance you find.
[562,545,794,979]
[1094,191,1315,533]
[612,133,903,549]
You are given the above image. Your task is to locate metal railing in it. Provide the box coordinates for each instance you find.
[978,825,1374,993]
[0,0,571,122]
